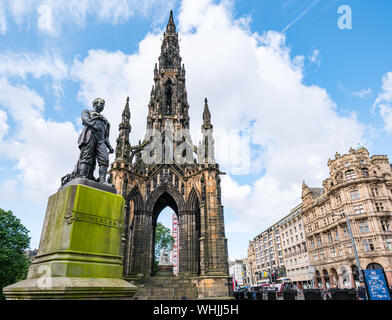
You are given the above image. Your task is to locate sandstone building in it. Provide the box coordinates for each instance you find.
[302,147,392,288]
[246,146,392,290]
[280,204,313,290]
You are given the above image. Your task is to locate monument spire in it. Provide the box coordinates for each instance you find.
[115,96,131,161]
[147,10,189,131]
[199,97,215,163]
[202,97,213,130]
[166,10,176,34]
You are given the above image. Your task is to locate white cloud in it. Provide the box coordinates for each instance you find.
[373,72,392,133]
[0,51,67,80]
[309,49,320,66]
[351,88,371,98]
[0,108,9,139]
[0,178,18,200]
[0,77,78,202]
[0,0,177,35]
[0,1,7,34]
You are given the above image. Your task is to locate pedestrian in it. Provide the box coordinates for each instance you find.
[357,283,366,300]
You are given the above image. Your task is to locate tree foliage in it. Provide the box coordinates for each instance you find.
[0,208,31,299]
[154,222,174,264]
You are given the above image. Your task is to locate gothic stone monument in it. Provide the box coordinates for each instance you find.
[3,99,137,300]
[110,11,232,299]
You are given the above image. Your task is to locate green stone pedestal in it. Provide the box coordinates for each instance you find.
[4,183,137,300]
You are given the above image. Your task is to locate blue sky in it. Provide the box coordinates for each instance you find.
[1,0,392,260]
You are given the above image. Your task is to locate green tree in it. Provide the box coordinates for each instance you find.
[153,222,174,274]
[0,209,31,300]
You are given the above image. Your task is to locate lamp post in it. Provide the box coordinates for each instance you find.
[332,212,364,284]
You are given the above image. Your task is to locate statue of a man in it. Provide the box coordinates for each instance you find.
[78,98,114,182]
[61,98,114,186]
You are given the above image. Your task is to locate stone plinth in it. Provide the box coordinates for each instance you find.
[156,264,174,277]
[193,275,234,300]
[4,183,137,300]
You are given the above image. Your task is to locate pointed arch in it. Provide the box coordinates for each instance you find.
[127,185,144,213]
[187,187,201,211]
[146,183,186,215]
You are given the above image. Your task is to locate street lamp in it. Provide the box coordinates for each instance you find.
[332,212,364,284]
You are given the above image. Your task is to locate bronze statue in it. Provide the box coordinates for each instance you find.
[61,98,114,186]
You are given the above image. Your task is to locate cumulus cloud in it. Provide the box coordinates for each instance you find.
[0,1,7,34]
[0,0,176,35]
[0,78,78,202]
[0,51,67,80]
[0,108,9,140]
[373,72,392,133]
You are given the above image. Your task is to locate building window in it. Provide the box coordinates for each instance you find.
[316,235,322,246]
[299,224,302,230]
[335,229,339,240]
[343,225,348,237]
[336,195,341,205]
[345,170,356,180]
[371,187,379,197]
[350,190,360,200]
[327,233,333,243]
[363,239,374,252]
[313,252,319,261]
[338,245,343,256]
[386,237,392,250]
[375,202,384,212]
[381,219,391,232]
[330,247,336,258]
[347,243,352,254]
[319,249,325,260]
[354,204,364,215]
[310,238,315,247]
[358,221,369,234]
[361,168,369,177]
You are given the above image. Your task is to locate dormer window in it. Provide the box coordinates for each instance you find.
[345,169,356,180]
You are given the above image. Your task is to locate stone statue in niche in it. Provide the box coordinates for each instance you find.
[61,98,114,186]
[158,248,171,265]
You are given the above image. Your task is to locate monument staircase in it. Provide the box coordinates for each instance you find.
[132,276,198,300]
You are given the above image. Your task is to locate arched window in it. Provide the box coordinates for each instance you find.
[345,169,356,180]
[366,262,383,270]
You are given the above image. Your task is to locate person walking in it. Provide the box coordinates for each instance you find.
[357,283,367,300]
